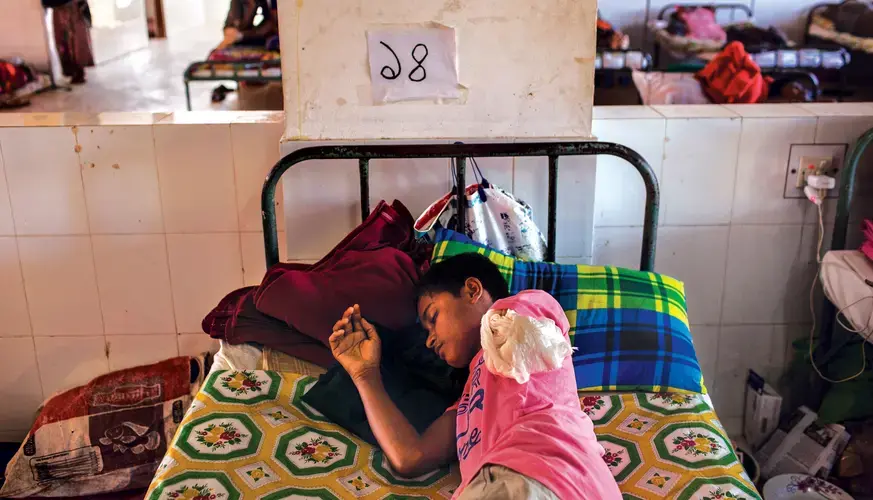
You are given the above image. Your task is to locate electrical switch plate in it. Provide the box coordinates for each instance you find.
[784,144,847,199]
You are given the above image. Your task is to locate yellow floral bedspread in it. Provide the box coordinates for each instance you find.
[146,371,760,500]
[581,392,760,499]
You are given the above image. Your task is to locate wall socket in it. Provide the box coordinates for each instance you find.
[795,156,833,188]
[784,144,848,199]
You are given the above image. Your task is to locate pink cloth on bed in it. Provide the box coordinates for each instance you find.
[449,290,622,500]
[861,219,873,262]
[680,7,727,43]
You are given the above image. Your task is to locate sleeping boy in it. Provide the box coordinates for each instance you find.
[329,253,621,499]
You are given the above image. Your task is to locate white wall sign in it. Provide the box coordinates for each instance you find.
[366,25,463,103]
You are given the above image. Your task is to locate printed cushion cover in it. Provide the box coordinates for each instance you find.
[431,229,704,394]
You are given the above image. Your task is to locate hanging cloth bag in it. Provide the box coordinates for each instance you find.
[415,158,547,262]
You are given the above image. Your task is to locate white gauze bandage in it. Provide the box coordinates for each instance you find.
[480,308,575,383]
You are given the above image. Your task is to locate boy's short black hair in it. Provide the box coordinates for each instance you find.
[417,253,509,301]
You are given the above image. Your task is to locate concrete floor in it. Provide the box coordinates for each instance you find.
[15,30,247,113]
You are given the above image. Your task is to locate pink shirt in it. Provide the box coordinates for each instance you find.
[451,290,622,499]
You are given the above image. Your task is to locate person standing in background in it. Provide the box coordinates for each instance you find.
[42,0,94,84]
[217,0,278,49]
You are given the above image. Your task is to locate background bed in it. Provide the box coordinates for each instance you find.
[647,2,756,66]
[147,142,759,500]
[648,2,849,100]
[182,47,282,110]
[806,1,873,98]
[595,50,654,105]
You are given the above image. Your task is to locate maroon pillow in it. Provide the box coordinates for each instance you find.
[254,200,420,346]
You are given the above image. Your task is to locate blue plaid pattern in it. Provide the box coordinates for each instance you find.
[432,229,704,394]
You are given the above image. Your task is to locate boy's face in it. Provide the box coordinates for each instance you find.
[417,278,492,368]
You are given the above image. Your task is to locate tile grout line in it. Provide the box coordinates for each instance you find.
[595,221,827,230]
[149,124,182,341]
[0,132,18,238]
[812,114,823,144]
[0,133,47,400]
[86,233,109,370]
[70,125,107,353]
[16,237,47,401]
[655,118,668,227]
[724,116,746,226]
[226,123,247,283]
[709,115,747,402]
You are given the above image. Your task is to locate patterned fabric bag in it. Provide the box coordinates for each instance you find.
[415,159,547,262]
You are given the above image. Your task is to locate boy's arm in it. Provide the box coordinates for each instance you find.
[330,306,457,476]
[355,373,457,476]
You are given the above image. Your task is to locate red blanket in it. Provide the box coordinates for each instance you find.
[203,200,424,365]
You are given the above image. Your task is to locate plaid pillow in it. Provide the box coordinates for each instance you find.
[431,229,704,394]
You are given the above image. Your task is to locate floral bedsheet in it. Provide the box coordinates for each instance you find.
[146,370,760,500]
[582,392,760,499]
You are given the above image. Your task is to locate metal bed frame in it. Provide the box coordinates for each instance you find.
[260,142,660,272]
[595,50,653,105]
[643,2,846,101]
[804,1,873,98]
[656,66,824,102]
[646,2,755,68]
[812,126,873,401]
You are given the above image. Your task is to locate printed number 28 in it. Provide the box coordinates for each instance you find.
[379,41,429,82]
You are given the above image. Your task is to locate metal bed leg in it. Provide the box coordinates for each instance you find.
[359,159,370,221]
[547,155,559,262]
[184,80,192,111]
[455,157,467,235]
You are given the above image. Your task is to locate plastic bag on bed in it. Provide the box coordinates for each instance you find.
[415,160,547,262]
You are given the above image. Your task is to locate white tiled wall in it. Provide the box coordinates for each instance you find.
[279,141,598,263]
[0,111,284,441]
[2,104,873,441]
[592,103,873,434]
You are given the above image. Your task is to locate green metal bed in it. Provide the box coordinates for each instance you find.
[182,59,282,111]
[259,141,660,271]
[810,127,873,404]
[144,141,772,500]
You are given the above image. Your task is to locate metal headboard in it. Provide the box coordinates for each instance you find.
[644,2,755,68]
[261,142,660,271]
[655,2,754,23]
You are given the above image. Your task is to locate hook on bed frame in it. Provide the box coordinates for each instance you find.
[261,142,660,272]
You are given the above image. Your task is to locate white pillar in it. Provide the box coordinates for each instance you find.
[277,0,596,141]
